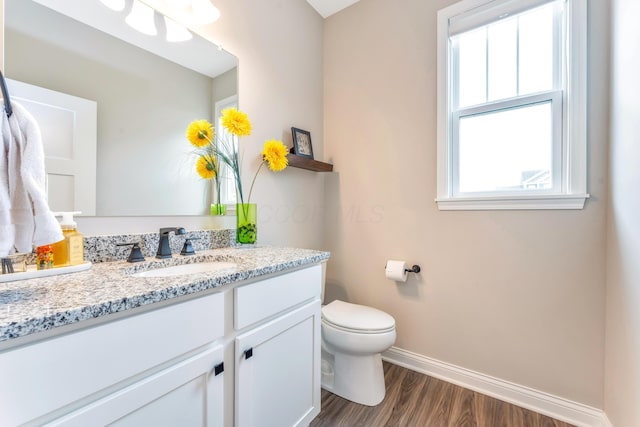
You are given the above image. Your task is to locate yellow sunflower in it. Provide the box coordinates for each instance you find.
[221,108,252,137]
[186,120,213,148]
[195,155,217,179]
[261,139,288,172]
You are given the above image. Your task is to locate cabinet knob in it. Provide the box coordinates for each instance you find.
[214,362,224,376]
[244,348,253,360]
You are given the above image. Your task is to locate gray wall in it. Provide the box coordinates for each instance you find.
[605,0,640,425]
[212,67,238,105]
[323,0,609,407]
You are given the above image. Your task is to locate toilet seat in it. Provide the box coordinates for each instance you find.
[322,300,395,334]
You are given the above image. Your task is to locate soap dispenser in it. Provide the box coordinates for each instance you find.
[52,212,84,267]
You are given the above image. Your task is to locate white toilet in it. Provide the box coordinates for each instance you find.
[320,299,396,406]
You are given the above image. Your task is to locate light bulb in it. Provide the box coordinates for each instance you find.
[190,0,220,25]
[125,0,157,36]
[99,0,126,11]
[164,16,192,42]
[164,0,192,8]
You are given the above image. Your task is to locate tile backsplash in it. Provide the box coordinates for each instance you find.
[84,229,234,263]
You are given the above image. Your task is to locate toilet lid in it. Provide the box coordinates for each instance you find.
[322,300,395,332]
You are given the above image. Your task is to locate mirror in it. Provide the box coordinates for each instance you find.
[4,0,238,216]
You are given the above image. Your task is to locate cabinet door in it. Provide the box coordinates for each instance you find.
[235,300,321,427]
[0,292,224,427]
[48,344,225,427]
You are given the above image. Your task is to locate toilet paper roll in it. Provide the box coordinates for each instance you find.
[385,260,408,282]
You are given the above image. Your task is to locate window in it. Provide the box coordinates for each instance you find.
[436,0,588,210]
[214,95,238,206]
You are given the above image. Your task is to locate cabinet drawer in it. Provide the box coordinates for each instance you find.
[0,291,224,426]
[234,264,321,330]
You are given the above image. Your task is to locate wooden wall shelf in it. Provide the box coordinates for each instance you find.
[288,154,333,172]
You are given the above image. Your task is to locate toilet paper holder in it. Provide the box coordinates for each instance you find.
[385,260,421,282]
[405,265,421,274]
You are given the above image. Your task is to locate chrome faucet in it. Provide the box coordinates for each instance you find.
[156,227,186,259]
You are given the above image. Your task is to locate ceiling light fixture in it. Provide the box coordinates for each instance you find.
[99,0,126,11]
[125,0,158,36]
[190,0,221,25]
[164,16,193,42]
[163,0,192,8]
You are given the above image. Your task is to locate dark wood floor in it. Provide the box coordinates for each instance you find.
[310,362,576,427]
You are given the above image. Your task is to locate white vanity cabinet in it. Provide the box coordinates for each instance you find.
[0,263,323,427]
[0,292,226,427]
[234,266,322,427]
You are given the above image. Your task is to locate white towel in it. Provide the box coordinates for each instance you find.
[4,101,63,252]
[0,106,15,257]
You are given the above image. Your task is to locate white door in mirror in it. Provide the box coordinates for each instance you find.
[7,79,97,215]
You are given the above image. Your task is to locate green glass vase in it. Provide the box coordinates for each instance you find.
[210,204,227,216]
[236,203,257,244]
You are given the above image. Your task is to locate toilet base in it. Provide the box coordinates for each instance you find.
[321,350,386,406]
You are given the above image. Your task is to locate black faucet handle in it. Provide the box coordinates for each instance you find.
[159,227,186,236]
[117,242,145,263]
[180,238,200,256]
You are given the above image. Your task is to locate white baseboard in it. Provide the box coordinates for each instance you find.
[382,346,609,427]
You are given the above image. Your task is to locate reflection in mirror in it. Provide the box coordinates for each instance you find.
[4,0,238,216]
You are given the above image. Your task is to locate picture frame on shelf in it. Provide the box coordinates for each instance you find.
[291,127,314,159]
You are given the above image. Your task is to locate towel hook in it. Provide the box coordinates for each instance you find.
[0,70,13,118]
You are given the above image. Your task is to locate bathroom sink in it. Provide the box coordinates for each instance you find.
[131,261,237,278]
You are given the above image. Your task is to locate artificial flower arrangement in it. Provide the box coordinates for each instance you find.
[186,108,289,242]
[186,119,224,213]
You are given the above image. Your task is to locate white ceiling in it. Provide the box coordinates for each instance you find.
[306,0,360,18]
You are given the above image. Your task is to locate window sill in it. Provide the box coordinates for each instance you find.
[435,194,590,211]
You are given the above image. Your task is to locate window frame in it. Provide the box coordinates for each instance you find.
[214,95,239,209]
[436,0,589,210]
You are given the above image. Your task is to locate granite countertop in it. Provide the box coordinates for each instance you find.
[0,246,330,344]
